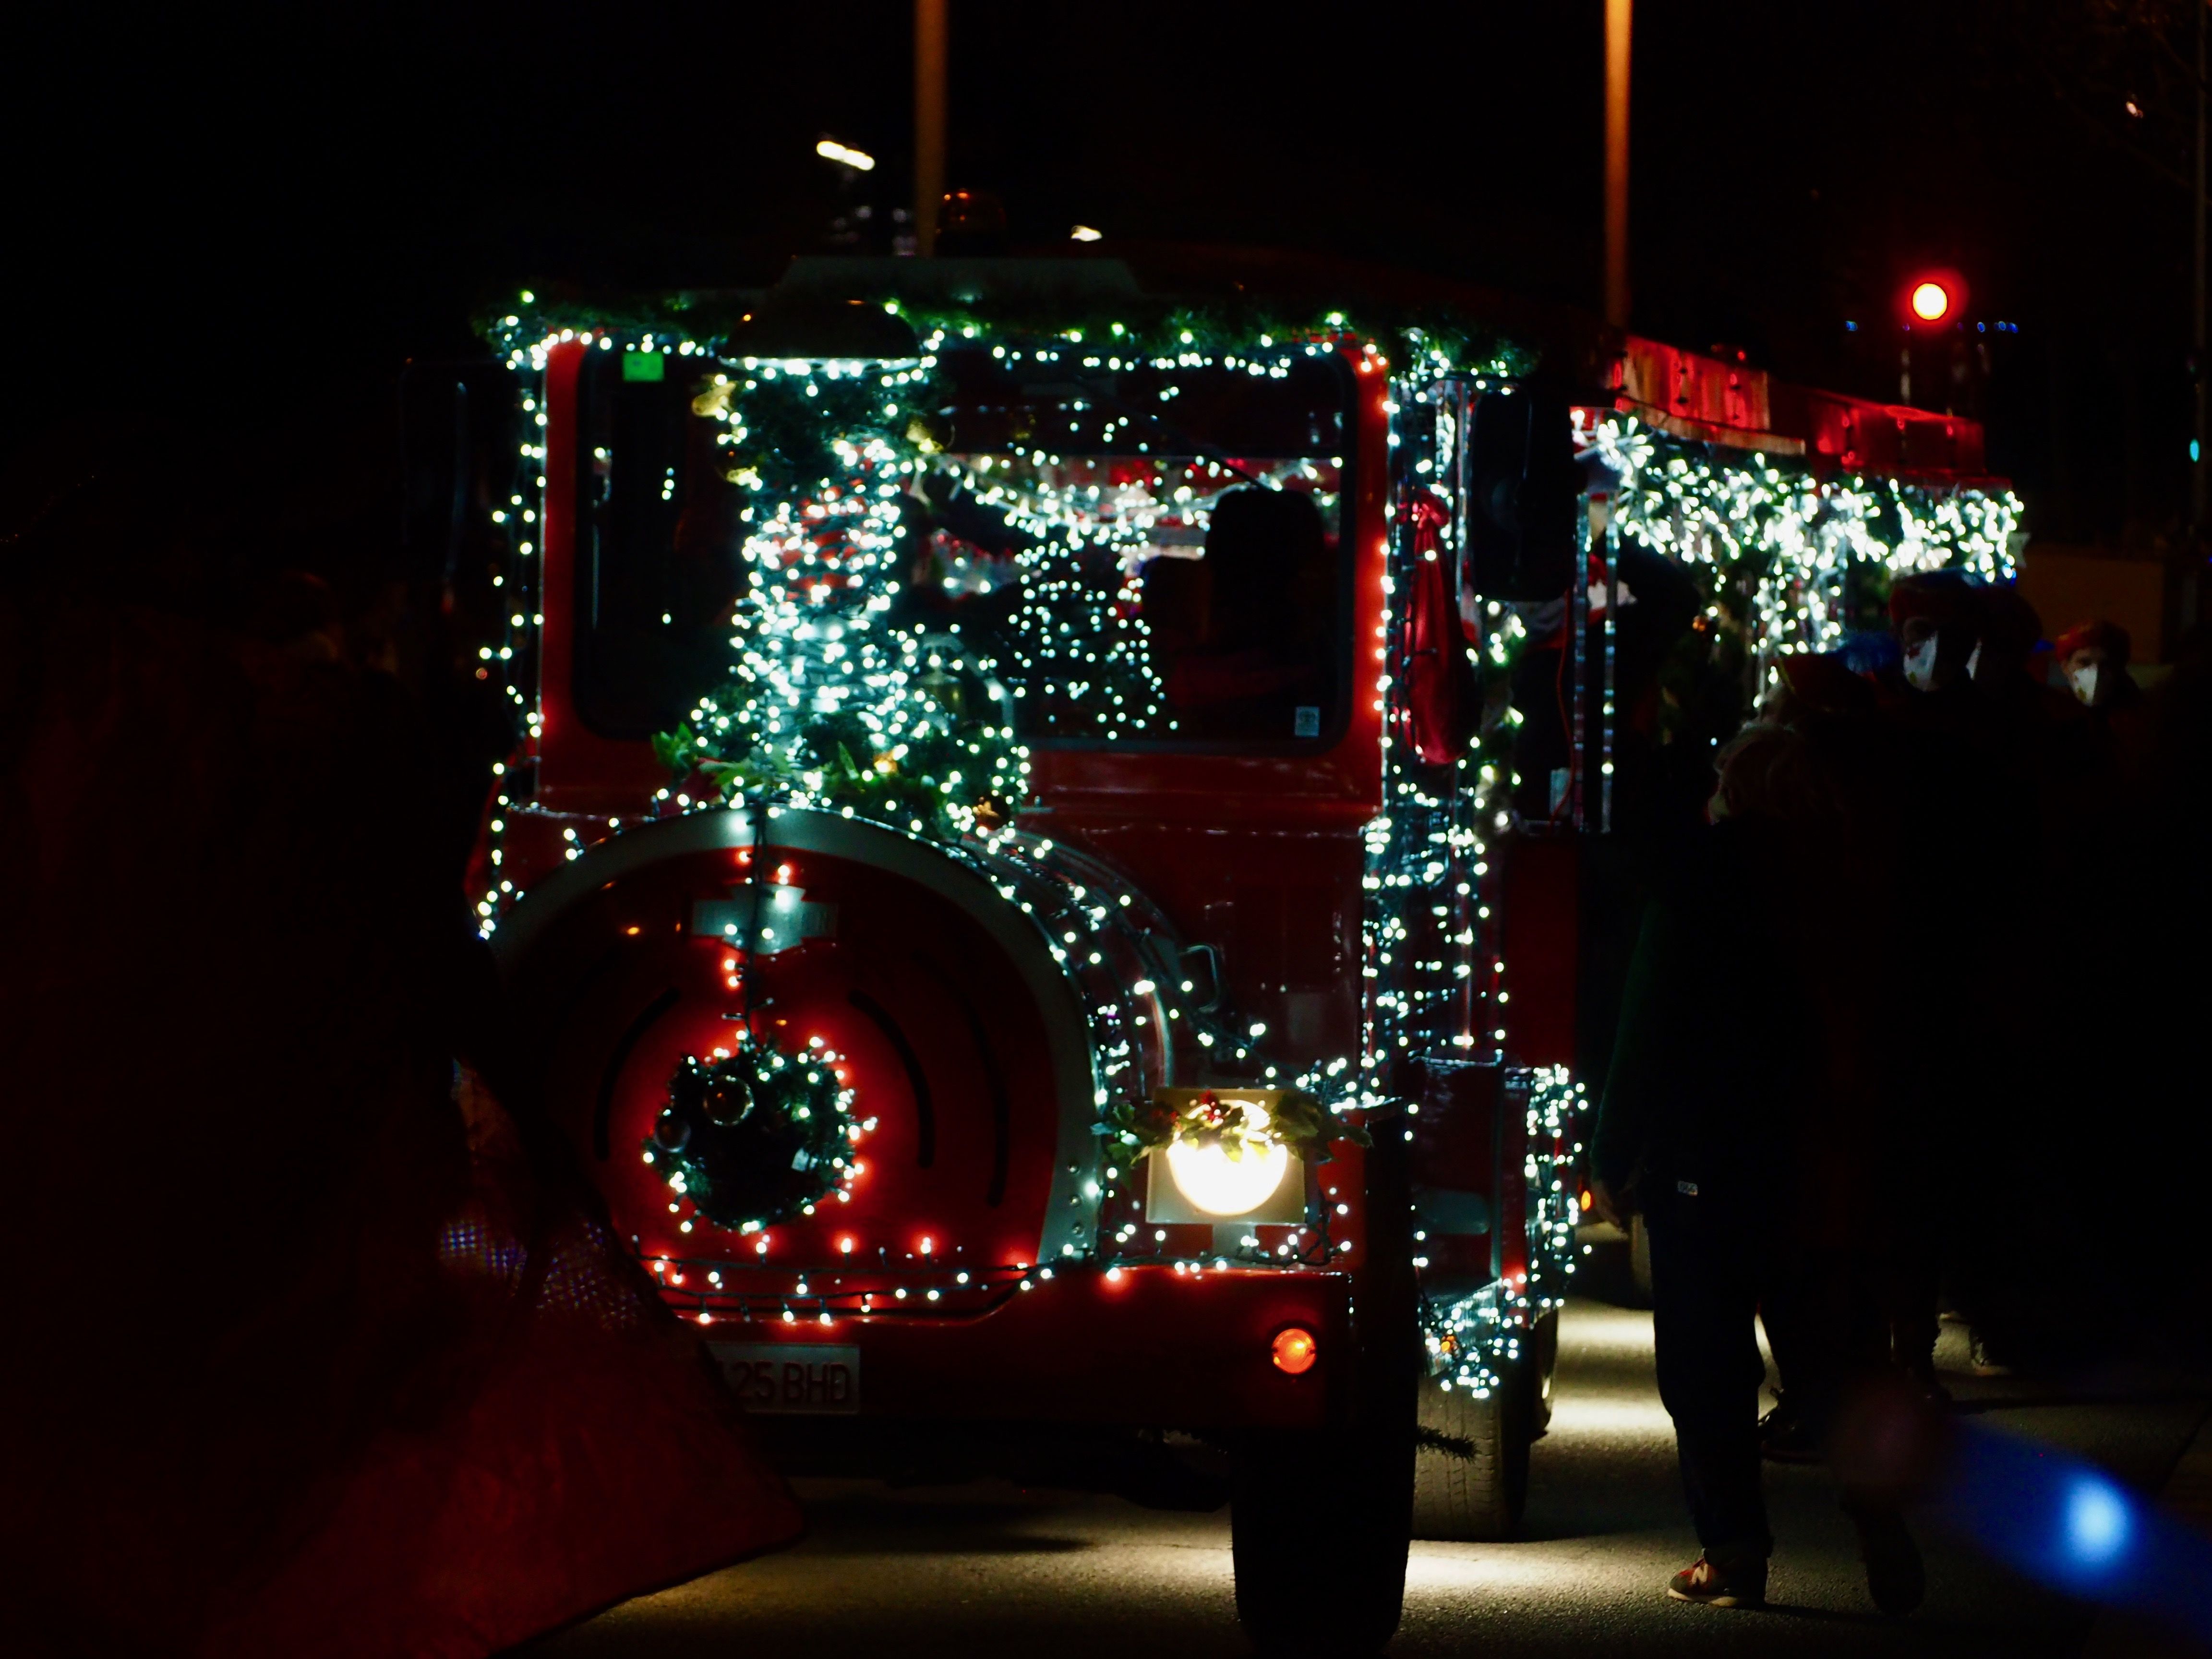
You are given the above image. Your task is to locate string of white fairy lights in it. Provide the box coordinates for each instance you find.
[1350,373,1587,1398]
[474,319,1357,1291]
[1581,411,2023,666]
[465,308,2012,1395]
[466,321,1573,1381]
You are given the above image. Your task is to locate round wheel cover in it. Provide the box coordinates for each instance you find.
[491,809,1098,1276]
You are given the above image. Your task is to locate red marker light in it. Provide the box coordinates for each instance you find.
[1271,1327,1319,1375]
[1910,281,1951,323]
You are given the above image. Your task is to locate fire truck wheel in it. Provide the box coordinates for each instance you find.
[1529,1309,1561,1437]
[1231,1423,1411,1655]
[1409,1359,1532,1541]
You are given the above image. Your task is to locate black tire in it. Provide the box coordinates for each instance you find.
[1233,1423,1411,1656]
[1629,1212,1654,1306]
[1528,1309,1561,1437]
[1409,1358,1532,1541]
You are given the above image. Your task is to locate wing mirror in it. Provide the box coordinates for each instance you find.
[1464,385,1580,601]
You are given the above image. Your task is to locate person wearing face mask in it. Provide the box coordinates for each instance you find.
[1879,573,2023,1363]
[2054,619,2145,719]
[1889,573,1983,700]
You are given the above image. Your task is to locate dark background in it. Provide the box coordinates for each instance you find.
[4,1,2201,558]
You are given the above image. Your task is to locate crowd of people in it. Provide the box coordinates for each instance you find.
[1589,571,2212,1614]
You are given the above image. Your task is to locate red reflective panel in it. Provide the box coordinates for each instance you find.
[1271,1326,1319,1376]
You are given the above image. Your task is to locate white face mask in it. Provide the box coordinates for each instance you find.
[2068,662,2101,707]
[1903,633,1940,692]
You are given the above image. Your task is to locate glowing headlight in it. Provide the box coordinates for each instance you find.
[1164,1135,1292,1217]
[1142,1089,1310,1224]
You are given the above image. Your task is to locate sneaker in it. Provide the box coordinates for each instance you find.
[1855,1509,1925,1617]
[1758,1397,1826,1465]
[1666,1554,1767,1608]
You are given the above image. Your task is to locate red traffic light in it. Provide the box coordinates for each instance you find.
[1899,267,1969,327]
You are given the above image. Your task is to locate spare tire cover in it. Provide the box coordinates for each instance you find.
[491,807,1099,1274]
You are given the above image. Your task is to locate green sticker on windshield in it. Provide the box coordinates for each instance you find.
[623,351,666,382]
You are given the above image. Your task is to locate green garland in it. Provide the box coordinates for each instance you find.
[654,663,1024,843]
[699,369,915,504]
[882,298,1530,382]
[484,288,1534,384]
[645,1038,868,1234]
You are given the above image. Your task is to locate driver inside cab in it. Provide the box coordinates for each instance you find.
[1149,484,1334,741]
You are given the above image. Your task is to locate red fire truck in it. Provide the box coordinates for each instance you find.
[447,249,2009,1653]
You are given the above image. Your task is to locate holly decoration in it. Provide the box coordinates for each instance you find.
[645,1038,872,1232]
[1101,1086,1367,1165]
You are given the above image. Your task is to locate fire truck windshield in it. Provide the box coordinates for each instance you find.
[569,345,1355,751]
[926,348,1355,748]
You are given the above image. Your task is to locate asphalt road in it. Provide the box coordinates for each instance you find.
[526,1245,2211,1658]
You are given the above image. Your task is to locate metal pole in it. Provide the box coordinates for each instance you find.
[914,0,948,257]
[2193,0,2207,625]
[1604,0,1633,328]
[1600,505,1617,835]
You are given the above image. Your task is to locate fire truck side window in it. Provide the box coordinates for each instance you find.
[572,354,747,739]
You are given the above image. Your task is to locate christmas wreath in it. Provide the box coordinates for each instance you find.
[644,1037,871,1233]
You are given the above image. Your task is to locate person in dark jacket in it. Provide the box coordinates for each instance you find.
[1591,718,1926,1616]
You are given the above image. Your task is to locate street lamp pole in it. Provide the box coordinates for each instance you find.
[1604,0,1633,329]
[914,0,947,257]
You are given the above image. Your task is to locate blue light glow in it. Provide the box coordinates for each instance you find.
[2066,1477,2133,1568]
[1944,1423,2212,1637]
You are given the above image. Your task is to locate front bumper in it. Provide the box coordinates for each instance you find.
[705,1263,1354,1431]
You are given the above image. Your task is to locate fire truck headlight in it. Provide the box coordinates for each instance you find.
[1163,1136,1291,1217]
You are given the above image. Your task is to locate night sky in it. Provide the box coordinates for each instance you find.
[5,2,2197,550]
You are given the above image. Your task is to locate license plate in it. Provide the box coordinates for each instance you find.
[709,1342,861,1414]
